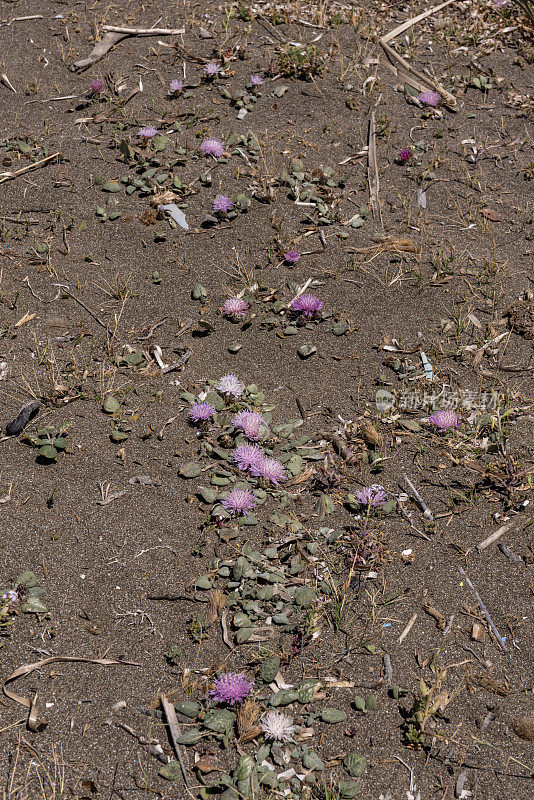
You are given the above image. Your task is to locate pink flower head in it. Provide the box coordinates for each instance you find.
[223,297,249,319]
[200,138,225,158]
[213,194,233,213]
[2,589,19,604]
[399,148,413,163]
[250,74,264,86]
[284,250,300,264]
[169,79,184,94]
[232,410,266,441]
[233,443,265,472]
[204,62,222,77]
[418,90,440,107]
[428,410,460,432]
[90,79,103,94]
[355,484,387,508]
[251,457,286,485]
[138,126,158,140]
[210,672,254,705]
[217,373,244,398]
[290,293,323,318]
[189,402,216,423]
[221,487,257,516]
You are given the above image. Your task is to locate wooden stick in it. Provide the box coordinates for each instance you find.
[398,613,418,643]
[458,567,507,651]
[160,694,190,788]
[476,520,515,552]
[367,112,382,225]
[403,474,434,520]
[381,42,457,107]
[102,25,185,35]
[57,286,108,330]
[70,32,126,71]
[379,0,458,108]
[380,0,456,44]
[0,152,60,185]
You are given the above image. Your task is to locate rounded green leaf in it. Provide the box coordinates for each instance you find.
[103,396,121,414]
[320,708,347,724]
[38,444,57,460]
[343,754,366,777]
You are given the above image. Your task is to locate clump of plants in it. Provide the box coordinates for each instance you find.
[23,423,70,462]
[160,665,367,797]
[1,570,48,637]
[278,45,325,80]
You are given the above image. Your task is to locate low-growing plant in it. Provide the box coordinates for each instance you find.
[278,45,325,80]
[23,423,71,462]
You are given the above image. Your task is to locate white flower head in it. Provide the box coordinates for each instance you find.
[260,710,295,741]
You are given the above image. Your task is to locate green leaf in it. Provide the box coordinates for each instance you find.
[21,597,48,614]
[119,139,135,161]
[16,571,38,588]
[259,656,280,683]
[365,694,377,711]
[205,391,225,411]
[38,444,58,461]
[102,181,122,192]
[179,462,202,478]
[159,761,182,781]
[152,135,168,151]
[399,419,421,432]
[320,708,347,724]
[176,728,204,745]
[203,708,236,734]
[174,700,200,718]
[235,627,254,644]
[102,396,121,414]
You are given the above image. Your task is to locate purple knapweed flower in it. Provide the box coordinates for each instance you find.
[217,373,244,398]
[169,79,184,94]
[250,74,264,86]
[355,484,388,508]
[212,194,233,213]
[290,293,323,318]
[418,90,440,107]
[221,487,257,516]
[222,297,249,319]
[428,409,460,432]
[189,402,216,423]
[138,126,158,141]
[399,148,413,163]
[233,443,265,472]
[204,62,222,77]
[251,457,286,485]
[260,711,295,741]
[209,672,254,705]
[200,138,225,158]
[232,410,266,441]
[284,250,300,264]
[90,79,103,94]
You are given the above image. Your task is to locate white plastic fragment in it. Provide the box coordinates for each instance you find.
[420,351,433,381]
[161,203,189,229]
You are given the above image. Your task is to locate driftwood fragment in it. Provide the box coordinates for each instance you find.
[71,25,184,71]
